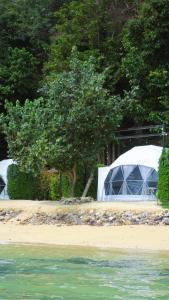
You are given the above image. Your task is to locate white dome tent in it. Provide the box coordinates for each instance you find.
[0,159,14,199]
[97,145,163,201]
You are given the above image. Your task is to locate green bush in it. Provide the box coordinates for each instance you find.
[49,175,60,200]
[62,175,71,198]
[157,149,169,207]
[7,164,40,200]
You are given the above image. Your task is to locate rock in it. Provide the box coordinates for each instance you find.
[154,215,164,222]
[162,218,169,225]
[108,216,116,222]
[138,212,149,219]
[122,211,133,218]
[0,211,6,216]
[163,212,169,218]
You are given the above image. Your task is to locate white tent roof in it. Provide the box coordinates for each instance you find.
[109,145,163,171]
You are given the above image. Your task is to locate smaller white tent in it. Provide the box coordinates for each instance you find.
[0,159,14,199]
[97,145,163,201]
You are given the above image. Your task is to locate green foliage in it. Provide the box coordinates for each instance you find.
[49,175,60,200]
[158,149,169,206]
[44,0,140,91]
[122,0,169,123]
[0,98,48,174]
[62,175,71,198]
[7,164,40,200]
[1,49,124,195]
[0,47,39,103]
[0,0,62,107]
[49,173,71,200]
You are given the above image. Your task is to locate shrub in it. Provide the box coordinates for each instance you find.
[49,174,60,200]
[62,175,71,198]
[7,164,40,200]
[157,149,169,206]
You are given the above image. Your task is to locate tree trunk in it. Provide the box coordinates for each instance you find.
[70,163,77,197]
[82,169,94,198]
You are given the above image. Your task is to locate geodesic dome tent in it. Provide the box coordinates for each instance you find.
[0,159,14,199]
[97,145,163,201]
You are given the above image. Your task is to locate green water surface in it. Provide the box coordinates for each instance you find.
[0,244,169,299]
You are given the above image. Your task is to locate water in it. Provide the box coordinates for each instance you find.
[0,245,169,300]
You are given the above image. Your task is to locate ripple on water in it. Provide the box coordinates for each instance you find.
[0,245,168,300]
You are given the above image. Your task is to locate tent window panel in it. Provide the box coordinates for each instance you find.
[123,165,135,180]
[112,180,123,195]
[146,170,158,182]
[147,181,157,188]
[105,170,113,183]
[105,182,110,195]
[127,180,143,195]
[0,176,5,194]
[126,165,142,181]
[112,167,124,181]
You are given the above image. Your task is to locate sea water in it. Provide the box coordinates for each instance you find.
[0,244,168,300]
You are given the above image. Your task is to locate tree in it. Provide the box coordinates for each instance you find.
[44,0,140,93]
[0,47,39,105]
[1,48,124,196]
[0,0,66,106]
[122,0,169,124]
[0,0,69,158]
[158,149,169,206]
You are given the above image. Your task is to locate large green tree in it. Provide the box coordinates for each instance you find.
[122,0,169,124]
[44,0,140,92]
[0,0,69,158]
[0,0,67,105]
[1,48,124,196]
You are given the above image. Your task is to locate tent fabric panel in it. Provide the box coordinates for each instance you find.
[112,180,123,195]
[139,165,151,180]
[146,169,158,182]
[0,176,5,194]
[126,165,142,181]
[126,180,143,195]
[112,167,124,181]
[122,165,135,180]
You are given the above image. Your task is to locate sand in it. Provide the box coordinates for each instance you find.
[0,199,163,213]
[0,224,169,251]
[0,200,169,251]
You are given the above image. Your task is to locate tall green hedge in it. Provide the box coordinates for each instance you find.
[157,149,169,206]
[7,164,71,200]
[7,164,40,200]
[7,163,101,200]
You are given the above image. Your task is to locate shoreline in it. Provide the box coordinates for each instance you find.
[0,200,169,251]
[0,224,169,251]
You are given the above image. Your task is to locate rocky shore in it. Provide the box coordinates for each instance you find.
[1,206,169,226]
[0,201,169,250]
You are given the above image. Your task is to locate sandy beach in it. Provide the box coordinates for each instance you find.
[0,224,169,251]
[0,200,169,251]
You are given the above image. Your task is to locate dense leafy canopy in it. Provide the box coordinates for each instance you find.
[122,0,169,123]
[1,49,125,194]
[1,0,169,196]
[44,0,140,90]
[0,0,65,104]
